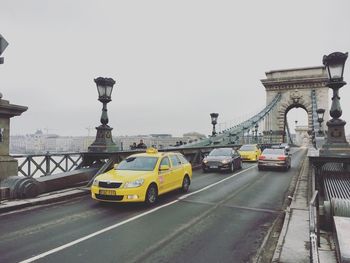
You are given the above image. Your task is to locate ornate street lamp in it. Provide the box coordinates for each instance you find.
[321,52,350,155]
[254,123,259,143]
[316,108,325,135]
[210,113,219,136]
[242,126,247,144]
[88,77,118,152]
[269,129,273,143]
[229,132,236,144]
[0,34,9,65]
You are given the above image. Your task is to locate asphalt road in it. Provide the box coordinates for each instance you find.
[0,148,306,263]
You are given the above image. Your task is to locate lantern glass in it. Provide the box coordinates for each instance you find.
[316,109,325,120]
[97,84,106,98]
[94,77,115,100]
[210,113,218,124]
[327,64,344,81]
[105,86,113,97]
[323,52,348,81]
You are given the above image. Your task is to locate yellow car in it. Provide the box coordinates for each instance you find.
[238,144,261,162]
[91,148,192,205]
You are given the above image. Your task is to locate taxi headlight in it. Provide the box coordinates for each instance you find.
[203,159,208,164]
[221,159,230,164]
[124,179,145,188]
[92,179,99,186]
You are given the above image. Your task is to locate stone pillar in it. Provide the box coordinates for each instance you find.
[0,93,28,180]
[88,125,118,152]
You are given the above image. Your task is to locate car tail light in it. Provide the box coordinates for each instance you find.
[278,156,286,160]
[259,155,266,160]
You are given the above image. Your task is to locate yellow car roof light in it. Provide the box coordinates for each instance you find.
[146,147,158,154]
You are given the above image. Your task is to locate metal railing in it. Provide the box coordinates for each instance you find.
[12,143,279,178]
[13,152,83,178]
[309,190,320,263]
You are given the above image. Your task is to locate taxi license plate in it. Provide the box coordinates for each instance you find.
[210,166,218,169]
[99,190,116,195]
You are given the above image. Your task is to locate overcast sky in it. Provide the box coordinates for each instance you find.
[1,1,350,137]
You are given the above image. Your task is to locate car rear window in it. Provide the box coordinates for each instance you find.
[262,148,285,155]
[178,154,189,164]
[170,155,182,167]
[239,145,256,151]
[209,148,232,156]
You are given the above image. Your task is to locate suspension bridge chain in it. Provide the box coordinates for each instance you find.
[284,115,294,145]
[185,93,282,147]
[311,90,319,133]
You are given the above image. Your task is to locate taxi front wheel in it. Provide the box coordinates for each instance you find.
[145,184,158,205]
[181,176,190,193]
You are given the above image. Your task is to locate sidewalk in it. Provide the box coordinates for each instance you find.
[0,187,89,213]
[272,156,337,263]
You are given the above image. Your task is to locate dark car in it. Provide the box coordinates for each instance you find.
[280,143,290,151]
[202,148,242,173]
[258,147,291,171]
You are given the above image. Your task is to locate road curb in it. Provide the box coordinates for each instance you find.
[0,188,89,214]
[271,155,308,262]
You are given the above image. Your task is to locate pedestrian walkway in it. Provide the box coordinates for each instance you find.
[273,156,337,263]
[0,187,87,213]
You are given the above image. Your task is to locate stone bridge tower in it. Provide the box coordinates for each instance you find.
[261,66,329,143]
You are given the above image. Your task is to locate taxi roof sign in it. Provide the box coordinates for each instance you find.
[146,147,158,154]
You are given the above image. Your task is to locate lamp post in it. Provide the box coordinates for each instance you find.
[316,108,325,135]
[88,77,118,152]
[254,123,259,143]
[242,126,248,144]
[321,52,350,155]
[0,34,9,65]
[229,132,237,144]
[210,113,219,136]
[270,129,273,144]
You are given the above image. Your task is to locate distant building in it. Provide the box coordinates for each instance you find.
[115,134,189,150]
[10,131,192,154]
[10,130,94,154]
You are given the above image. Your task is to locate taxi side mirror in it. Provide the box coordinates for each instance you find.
[159,165,170,171]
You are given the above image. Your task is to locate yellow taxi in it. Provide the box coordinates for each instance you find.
[91,148,192,205]
[238,144,261,162]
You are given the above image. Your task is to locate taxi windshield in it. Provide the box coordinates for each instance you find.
[209,148,231,156]
[239,145,255,151]
[117,156,158,171]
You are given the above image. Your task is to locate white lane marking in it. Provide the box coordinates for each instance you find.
[19,200,179,263]
[20,164,257,263]
[179,164,257,200]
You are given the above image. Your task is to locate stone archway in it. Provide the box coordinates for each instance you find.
[261,66,329,143]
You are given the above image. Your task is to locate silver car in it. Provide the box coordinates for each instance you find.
[258,147,291,171]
